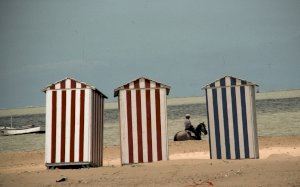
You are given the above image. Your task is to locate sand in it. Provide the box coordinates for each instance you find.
[0,136,299,187]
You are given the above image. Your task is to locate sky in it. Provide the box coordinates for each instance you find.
[0,0,300,108]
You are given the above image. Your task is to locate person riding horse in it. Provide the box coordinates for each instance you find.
[174,115,207,141]
[184,114,196,135]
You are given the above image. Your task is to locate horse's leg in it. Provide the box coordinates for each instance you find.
[195,133,201,140]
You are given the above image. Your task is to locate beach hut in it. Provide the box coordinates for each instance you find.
[114,77,170,164]
[203,76,259,159]
[42,77,107,168]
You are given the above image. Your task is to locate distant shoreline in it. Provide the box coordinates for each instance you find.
[0,89,299,117]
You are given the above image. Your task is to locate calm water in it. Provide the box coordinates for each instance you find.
[0,97,299,152]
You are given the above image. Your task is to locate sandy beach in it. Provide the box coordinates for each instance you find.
[0,136,299,186]
[0,90,299,186]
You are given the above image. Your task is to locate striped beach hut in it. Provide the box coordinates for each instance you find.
[203,76,259,159]
[42,77,107,168]
[114,77,170,164]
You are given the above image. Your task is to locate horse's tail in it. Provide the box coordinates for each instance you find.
[174,133,178,141]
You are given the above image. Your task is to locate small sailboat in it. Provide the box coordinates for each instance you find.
[0,116,44,136]
[1,125,42,136]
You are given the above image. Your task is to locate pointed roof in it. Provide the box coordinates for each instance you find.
[42,77,108,98]
[114,77,171,97]
[202,75,258,89]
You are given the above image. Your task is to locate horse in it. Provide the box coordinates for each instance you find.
[173,122,208,141]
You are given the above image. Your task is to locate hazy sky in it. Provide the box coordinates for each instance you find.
[0,0,300,108]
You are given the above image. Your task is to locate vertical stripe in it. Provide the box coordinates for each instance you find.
[160,89,168,160]
[45,91,52,163]
[130,83,138,163]
[235,80,245,158]
[225,77,238,159]
[91,93,93,164]
[65,80,71,162]
[79,88,85,162]
[134,80,143,163]
[215,81,226,158]
[150,82,158,162]
[155,84,162,161]
[96,95,99,165]
[231,78,241,159]
[74,83,81,162]
[92,92,95,164]
[70,80,76,162]
[220,79,231,159]
[120,90,129,164]
[140,79,148,163]
[94,93,97,165]
[205,90,212,159]
[118,96,121,164]
[93,93,96,165]
[145,79,153,162]
[55,89,62,163]
[207,89,216,159]
[98,96,100,165]
[100,96,103,165]
[94,92,98,166]
[125,85,134,163]
[84,89,91,162]
[251,86,259,158]
[61,81,66,162]
[100,96,104,166]
[99,96,101,165]
[96,94,99,165]
[95,93,97,164]
[245,86,254,158]
[90,93,93,164]
[100,96,102,165]
[211,83,221,159]
[98,95,100,165]
[99,96,102,165]
[240,84,250,158]
[51,91,57,163]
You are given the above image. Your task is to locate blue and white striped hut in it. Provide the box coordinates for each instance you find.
[203,76,259,159]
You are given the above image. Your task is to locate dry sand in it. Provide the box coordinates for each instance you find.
[0,136,299,187]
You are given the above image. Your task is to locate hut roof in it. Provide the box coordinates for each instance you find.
[42,77,108,98]
[114,77,171,97]
[202,76,259,89]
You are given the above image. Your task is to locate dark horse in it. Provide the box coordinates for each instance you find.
[173,122,208,141]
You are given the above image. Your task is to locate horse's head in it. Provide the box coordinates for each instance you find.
[196,122,208,135]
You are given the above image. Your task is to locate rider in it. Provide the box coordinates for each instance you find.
[184,114,196,134]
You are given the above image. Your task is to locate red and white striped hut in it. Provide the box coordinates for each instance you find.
[42,77,107,168]
[114,77,171,165]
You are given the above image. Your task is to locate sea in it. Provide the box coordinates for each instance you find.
[0,96,299,152]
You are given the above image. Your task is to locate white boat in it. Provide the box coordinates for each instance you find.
[1,125,42,136]
[0,126,14,130]
[0,116,45,135]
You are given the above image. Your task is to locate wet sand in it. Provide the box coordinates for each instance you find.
[0,136,299,186]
